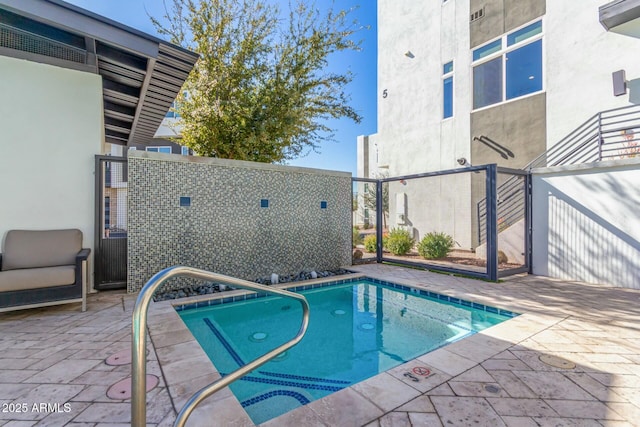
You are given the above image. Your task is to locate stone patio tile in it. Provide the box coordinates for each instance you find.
[430,396,505,426]
[583,344,638,355]
[610,387,640,406]
[73,403,131,424]
[378,412,410,427]
[590,362,638,375]
[68,346,129,361]
[362,420,380,427]
[70,370,130,387]
[154,341,206,366]
[352,372,422,412]
[511,350,591,373]
[596,421,635,427]
[159,355,216,385]
[425,383,455,396]
[449,381,510,398]
[482,359,532,372]
[408,413,443,426]
[451,365,495,383]
[23,360,101,384]
[530,417,602,426]
[70,386,112,403]
[261,402,328,427]
[0,384,38,401]
[0,359,38,370]
[395,395,435,413]
[486,397,557,417]
[544,399,623,420]
[444,335,512,363]
[27,350,80,371]
[564,373,626,402]
[416,348,477,376]
[307,388,383,427]
[493,350,519,360]
[2,422,37,427]
[0,349,42,359]
[501,416,539,427]
[27,343,77,360]
[0,371,38,383]
[588,373,640,388]
[66,341,115,351]
[149,329,195,349]
[487,370,537,398]
[512,371,595,400]
[32,402,90,426]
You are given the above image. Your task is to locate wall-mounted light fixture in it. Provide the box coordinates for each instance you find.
[405,51,415,58]
[613,70,627,96]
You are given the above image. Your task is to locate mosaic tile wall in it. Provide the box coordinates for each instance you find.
[127,151,352,292]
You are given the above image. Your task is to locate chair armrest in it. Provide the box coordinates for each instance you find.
[76,248,91,263]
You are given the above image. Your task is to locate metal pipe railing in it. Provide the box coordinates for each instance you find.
[131,266,310,427]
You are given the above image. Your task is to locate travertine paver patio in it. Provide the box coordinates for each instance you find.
[1,264,640,426]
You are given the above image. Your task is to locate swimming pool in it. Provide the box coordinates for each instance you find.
[178,278,517,424]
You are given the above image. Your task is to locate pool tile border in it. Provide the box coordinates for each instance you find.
[173,275,519,319]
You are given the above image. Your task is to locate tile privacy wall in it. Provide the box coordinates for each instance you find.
[127,153,352,292]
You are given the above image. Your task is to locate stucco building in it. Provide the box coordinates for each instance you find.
[357,0,640,251]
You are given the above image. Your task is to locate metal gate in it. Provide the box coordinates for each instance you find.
[94,155,128,289]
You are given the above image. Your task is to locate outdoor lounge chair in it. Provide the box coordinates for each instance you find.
[0,229,90,312]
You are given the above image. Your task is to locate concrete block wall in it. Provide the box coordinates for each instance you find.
[127,151,352,292]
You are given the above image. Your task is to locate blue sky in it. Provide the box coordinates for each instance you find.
[65,0,378,175]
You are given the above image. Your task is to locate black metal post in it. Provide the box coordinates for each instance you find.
[376,179,383,263]
[485,164,498,281]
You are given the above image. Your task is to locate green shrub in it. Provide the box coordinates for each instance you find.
[363,234,377,253]
[352,227,363,248]
[385,228,415,256]
[417,232,454,259]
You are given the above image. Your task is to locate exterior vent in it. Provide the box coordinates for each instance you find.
[0,23,86,64]
[470,7,485,23]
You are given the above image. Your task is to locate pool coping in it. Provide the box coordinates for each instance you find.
[146,272,557,426]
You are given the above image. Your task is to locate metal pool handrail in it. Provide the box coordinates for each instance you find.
[131,266,311,427]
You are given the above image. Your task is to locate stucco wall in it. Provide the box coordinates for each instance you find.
[127,152,352,292]
[0,56,103,286]
[532,159,640,289]
[545,1,640,147]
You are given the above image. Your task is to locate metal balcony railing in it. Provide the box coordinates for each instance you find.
[478,104,640,244]
[131,266,310,427]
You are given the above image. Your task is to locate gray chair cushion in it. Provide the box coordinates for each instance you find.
[2,229,82,271]
[0,266,76,292]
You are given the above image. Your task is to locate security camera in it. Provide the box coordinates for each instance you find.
[457,157,468,166]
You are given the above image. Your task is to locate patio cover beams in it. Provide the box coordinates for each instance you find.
[0,0,198,147]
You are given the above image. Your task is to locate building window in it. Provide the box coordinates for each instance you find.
[472,20,542,110]
[443,61,454,119]
[165,101,180,119]
[181,146,189,156]
[146,146,172,154]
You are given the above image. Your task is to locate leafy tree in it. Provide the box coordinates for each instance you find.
[151,0,364,162]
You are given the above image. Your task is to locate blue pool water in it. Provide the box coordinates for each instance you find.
[179,279,516,424]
